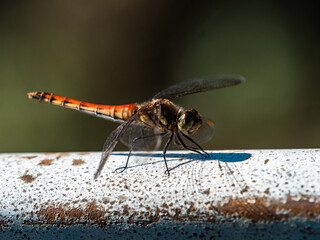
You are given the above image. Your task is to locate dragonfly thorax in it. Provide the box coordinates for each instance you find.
[142,99,203,135]
[177,108,202,135]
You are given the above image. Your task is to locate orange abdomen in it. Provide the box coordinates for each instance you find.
[27,92,136,122]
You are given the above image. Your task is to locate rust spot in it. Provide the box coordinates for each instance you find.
[38,159,54,166]
[20,174,38,183]
[219,197,275,221]
[264,188,270,194]
[21,155,37,159]
[72,159,86,166]
[18,196,320,226]
[37,201,105,224]
[218,196,320,222]
[279,197,320,218]
[161,203,169,209]
[0,220,8,227]
[186,202,195,215]
[240,186,249,194]
[78,152,89,155]
[203,188,210,195]
[56,152,70,159]
[123,204,130,216]
[148,207,161,223]
[264,159,269,164]
[44,152,70,159]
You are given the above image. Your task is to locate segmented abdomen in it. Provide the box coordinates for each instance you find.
[27,92,136,122]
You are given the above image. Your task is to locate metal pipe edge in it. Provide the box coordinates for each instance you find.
[0,149,319,239]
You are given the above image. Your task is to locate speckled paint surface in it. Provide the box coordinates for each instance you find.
[0,149,320,239]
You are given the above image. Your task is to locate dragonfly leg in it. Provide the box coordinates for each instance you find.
[115,149,132,173]
[163,132,174,176]
[180,132,210,157]
[115,132,167,173]
[177,133,209,157]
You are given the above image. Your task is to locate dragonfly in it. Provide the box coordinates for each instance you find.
[27,74,244,179]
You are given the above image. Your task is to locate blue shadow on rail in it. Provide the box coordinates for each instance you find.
[112,152,252,171]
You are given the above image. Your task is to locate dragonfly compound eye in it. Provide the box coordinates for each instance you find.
[178,109,202,134]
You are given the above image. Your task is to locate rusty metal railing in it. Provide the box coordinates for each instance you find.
[1,149,319,239]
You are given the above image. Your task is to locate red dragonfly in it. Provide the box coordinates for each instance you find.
[28,75,244,179]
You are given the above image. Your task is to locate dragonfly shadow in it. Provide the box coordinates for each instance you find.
[169,152,252,172]
[209,152,252,163]
[112,152,252,173]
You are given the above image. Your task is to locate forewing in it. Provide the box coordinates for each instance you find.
[120,119,165,151]
[94,113,137,179]
[153,74,244,100]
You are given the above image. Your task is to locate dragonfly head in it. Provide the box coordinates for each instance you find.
[178,109,202,135]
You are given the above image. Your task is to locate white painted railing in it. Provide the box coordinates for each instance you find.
[0,149,319,239]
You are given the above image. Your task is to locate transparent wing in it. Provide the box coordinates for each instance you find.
[120,116,214,153]
[120,119,167,151]
[153,74,244,100]
[120,122,191,152]
[94,113,138,179]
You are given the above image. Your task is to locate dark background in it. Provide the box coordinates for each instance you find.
[1,1,319,153]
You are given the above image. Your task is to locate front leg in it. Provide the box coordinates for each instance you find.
[163,132,174,176]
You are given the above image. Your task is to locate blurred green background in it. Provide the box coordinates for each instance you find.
[1,1,319,153]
